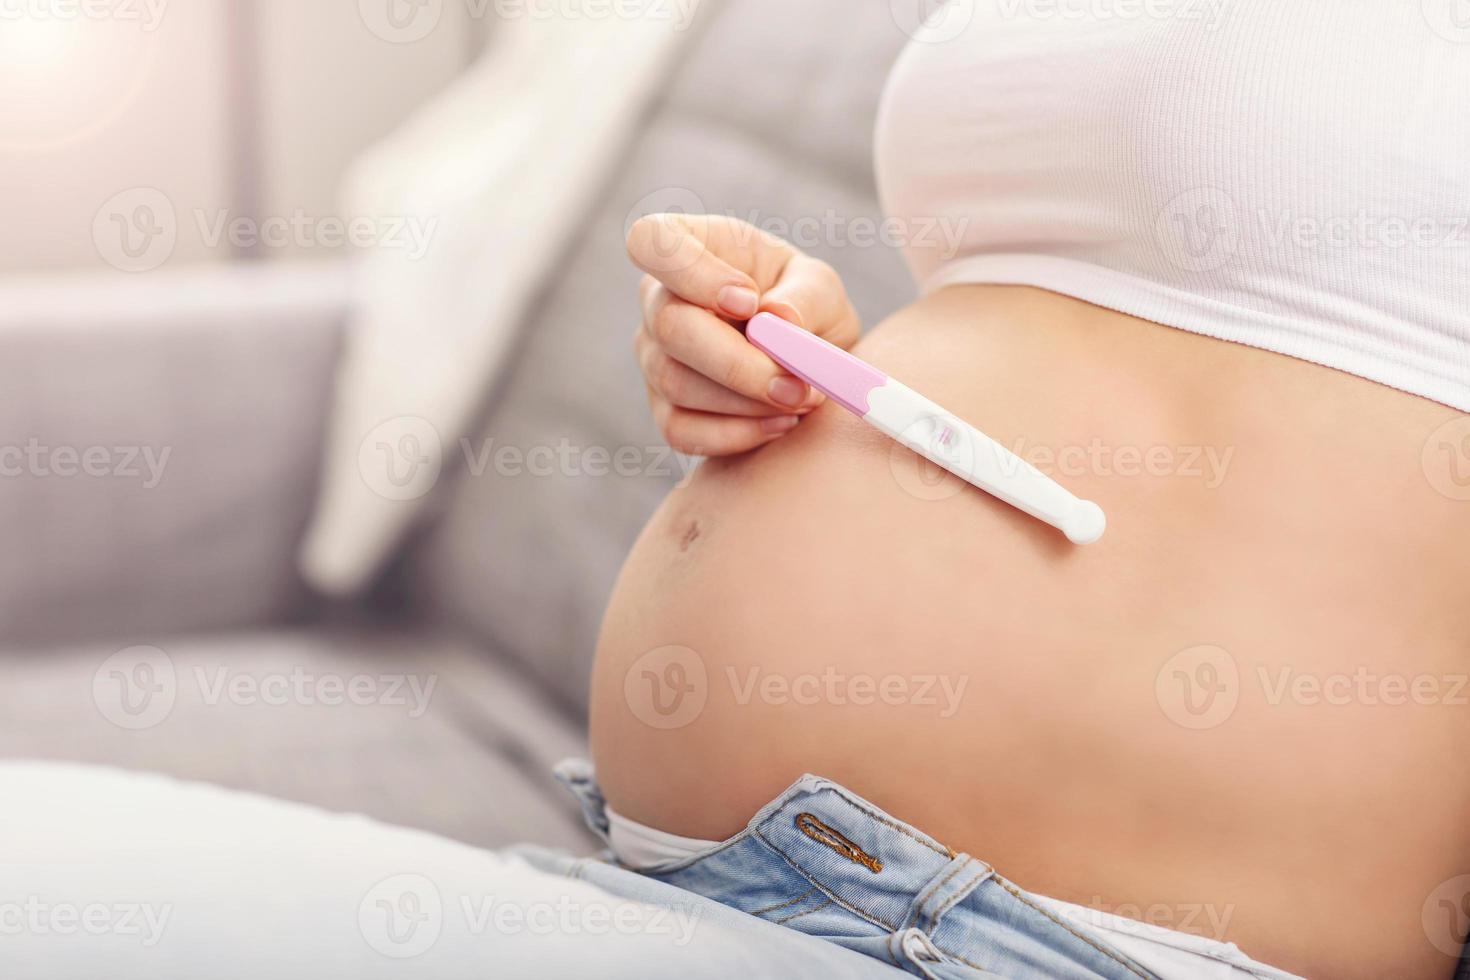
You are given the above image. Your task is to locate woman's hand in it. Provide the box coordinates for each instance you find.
[626,213,860,456]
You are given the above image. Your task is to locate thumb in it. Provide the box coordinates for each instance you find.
[758,253,860,349]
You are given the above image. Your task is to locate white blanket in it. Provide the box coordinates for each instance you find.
[0,762,901,979]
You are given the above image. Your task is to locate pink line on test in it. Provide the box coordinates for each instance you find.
[745,313,887,416]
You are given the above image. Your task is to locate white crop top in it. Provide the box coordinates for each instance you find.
[875,1,1470,410]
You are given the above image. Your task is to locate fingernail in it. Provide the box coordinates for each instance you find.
[768,304,804,328]
[761,415,800,436]
[718,286,759,319]
[767,376,808,408]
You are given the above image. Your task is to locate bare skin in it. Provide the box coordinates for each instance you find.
[593,219,1470,980]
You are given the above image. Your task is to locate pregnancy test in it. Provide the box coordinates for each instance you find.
[746,313,1106,545]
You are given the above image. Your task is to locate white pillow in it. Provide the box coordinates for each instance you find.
[299,15,697,596]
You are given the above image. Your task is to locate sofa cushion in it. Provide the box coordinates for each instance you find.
[405,0,918,711]
[0,627,595,851]
[0,263,348,646]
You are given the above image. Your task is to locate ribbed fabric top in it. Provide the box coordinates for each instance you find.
[875,1,1470,410]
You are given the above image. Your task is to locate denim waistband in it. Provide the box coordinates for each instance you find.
[555,760,1158,980]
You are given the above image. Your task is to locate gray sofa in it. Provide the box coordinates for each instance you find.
[0,0,915,854]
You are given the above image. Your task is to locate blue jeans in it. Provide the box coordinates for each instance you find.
[553,760,1158,980]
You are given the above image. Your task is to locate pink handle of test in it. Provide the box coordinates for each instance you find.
[744,313,887,417]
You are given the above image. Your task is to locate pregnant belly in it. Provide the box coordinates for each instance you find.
[588,285,1470,980]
